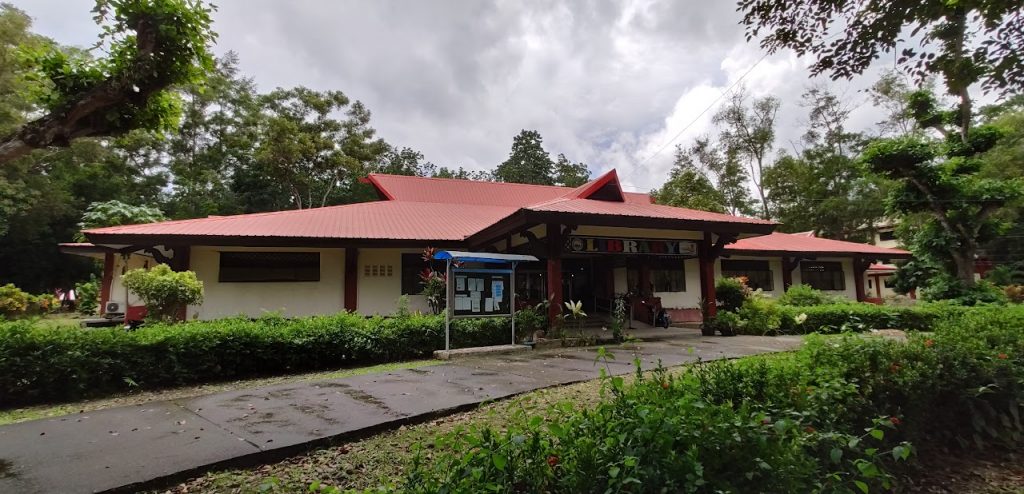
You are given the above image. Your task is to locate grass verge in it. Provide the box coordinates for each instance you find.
[0,359,442,425]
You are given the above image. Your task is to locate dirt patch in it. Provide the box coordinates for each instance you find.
[328,384,390,411]
[0,459,16,479]
[901,446,1024,493]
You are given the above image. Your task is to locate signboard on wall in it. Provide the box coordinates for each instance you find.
[451,269,512,317]
[565,236,698,256]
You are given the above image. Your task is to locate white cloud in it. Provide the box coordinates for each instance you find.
[14,0,919,195]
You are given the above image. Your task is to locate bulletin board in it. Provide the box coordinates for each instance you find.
[450,268,512,318]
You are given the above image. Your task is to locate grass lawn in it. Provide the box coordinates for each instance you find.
[34,313,90,329]
[0,359,443,425]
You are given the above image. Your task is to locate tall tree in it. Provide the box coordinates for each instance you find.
[764,87,888,239]
[552,153,591,187]
[863,90,1023,289]
[432,166,492,181]
[0,0,218,163]
[0,4,47,137]
[374,146,435,177]
[493,130,554,185]
[653,145,727,213]
[739,0,1024,144]
[165,52,257,218]
[250,88,387,210]
[712,89,780,219]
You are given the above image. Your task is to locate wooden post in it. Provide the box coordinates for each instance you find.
[699,233,717,319]
[99,252,115,315]
[854,258,869,303]
[344,248,358,311]
[546,223,563,326]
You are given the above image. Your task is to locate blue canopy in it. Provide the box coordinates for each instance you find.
[433,251,538,264]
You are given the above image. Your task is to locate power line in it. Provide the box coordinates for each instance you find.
[634,51,772,168]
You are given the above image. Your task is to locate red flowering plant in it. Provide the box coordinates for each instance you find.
[419,248,449,314]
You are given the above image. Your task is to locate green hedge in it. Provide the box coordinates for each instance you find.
[758,303,970,335]
[383,305,1024,493]
[729,301,966,336]
[0,313,510,406]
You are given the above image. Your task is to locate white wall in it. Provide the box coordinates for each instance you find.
[108,253,153,311]
[715,255,785,297]
[187,246,346,320]
[356,248,430,315]
[654,258,702,309]
[791,257,858,301]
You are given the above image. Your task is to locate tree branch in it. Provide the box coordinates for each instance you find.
[0,15,170,163]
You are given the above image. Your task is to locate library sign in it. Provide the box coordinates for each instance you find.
[565,236,698,256]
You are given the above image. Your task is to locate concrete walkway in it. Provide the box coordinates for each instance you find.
[0,332,802,494]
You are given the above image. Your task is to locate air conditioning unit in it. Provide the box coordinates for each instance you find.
[105,302,122,314]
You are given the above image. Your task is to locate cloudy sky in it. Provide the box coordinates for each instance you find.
[15,0,909,192]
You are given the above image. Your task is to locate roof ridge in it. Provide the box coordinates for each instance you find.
[368,173,575,191]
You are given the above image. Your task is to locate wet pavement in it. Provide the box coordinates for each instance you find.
[0,331,802,493]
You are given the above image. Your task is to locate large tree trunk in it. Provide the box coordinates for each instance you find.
[953,251,976,287]
[0,138,32,163]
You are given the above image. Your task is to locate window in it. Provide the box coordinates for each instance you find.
[883,276,896,288]
[799,261,846,291]
[218,252,320,282]
[721,260,774,291]
[401,253,425,295]
[878,230,897,241]
[652,259,686,292]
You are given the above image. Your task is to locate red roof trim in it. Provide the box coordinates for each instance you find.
[564,169,623,201]
[361,174,395,200]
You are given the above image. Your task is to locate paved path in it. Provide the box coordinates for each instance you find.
[0,332,802,493]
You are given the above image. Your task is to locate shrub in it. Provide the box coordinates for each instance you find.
[715,277,749,313]
[736,295,788,335]
[27,294,60,315]
[0,312,511,405]
[0,284,31,319]
[514,305,547,340]
[706,310,742,336]
[75,276,100,315]
[121,264,204,322]
[777,284,845,306]
[387,305,1024,493]
[1005,284,1024,304]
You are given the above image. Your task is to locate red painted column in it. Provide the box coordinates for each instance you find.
[99,252,115,315]
[546,223,563,326]
[853,259,867,303]
[344,248,358,312]
[699,233,717,319]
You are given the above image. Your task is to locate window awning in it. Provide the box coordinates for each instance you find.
[433,251,538,264]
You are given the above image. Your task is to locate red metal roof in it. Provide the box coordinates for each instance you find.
[365,173,652,206]
[868,263,898,272]
[527,198,774,225]
[727,232,911,257]
[86,201,519,241]
[80,171,797,246]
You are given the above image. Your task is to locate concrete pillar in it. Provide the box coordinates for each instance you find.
[99,252,114,315]
[698,233,717,319]
[546,223,563,326]
[782,257,798,292]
